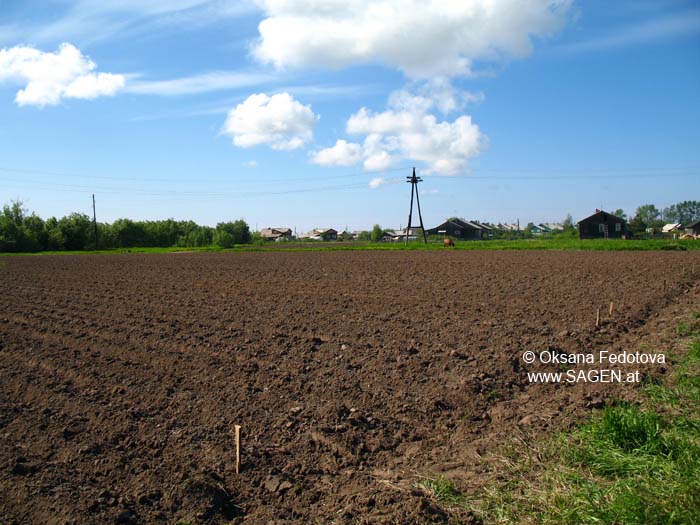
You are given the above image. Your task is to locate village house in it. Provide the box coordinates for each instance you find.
[577,209,628,239]
[381,228,422,242]
[662,223,683,239]
[426,218,485,240]
[301,228,338,241]
[529,223,551,235]
[259,227,293,242]
[684,220,700,238]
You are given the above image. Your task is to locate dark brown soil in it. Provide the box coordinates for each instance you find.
[1,251,699,524]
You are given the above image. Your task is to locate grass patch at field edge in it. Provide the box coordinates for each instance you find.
[438,316,700,524]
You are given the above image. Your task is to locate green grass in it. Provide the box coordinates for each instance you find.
[543,402,700,524]
[2,237,699,256]
[435,315,700,524]
[420,476,469,506]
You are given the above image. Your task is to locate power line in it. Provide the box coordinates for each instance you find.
[1,164,698,187]
[0,164,412,186]
[1,176,371,198]
[1,165,698,200]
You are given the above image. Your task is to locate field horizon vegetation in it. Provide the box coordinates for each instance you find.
[1,199,699,255]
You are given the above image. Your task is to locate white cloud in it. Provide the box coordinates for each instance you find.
[252,0,572,78]
[344,89,486,175]
[125,71,275,96]
[418,77,485,114]
[387,79,484,117]
[244,160,258,167]
[0,43,124,107]
[363,151,393,171]
[311,139,362,166]
[368,177,387,189]
[222,92,318,150]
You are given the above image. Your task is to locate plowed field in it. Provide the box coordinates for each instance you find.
[1,251,699,524]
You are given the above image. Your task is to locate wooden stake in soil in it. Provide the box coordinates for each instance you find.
[609,301,614,316]
[596,307,600,327]
[234,424,241,474]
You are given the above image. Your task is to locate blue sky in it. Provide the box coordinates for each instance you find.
[1,0,698,231]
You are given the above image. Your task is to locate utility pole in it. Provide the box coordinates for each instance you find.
[92,194,98,249]
[405,167,427,245]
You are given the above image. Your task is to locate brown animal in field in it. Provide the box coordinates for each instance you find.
[443,238,455,247]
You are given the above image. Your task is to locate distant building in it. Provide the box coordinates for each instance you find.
[381,228,421,242]
[302,228,338,241]
[685,220,700,237]
[426,218,484,240]
[662,223,683,239]
[497,223,521,232]
[381,230,399,242]
[543,222,564,232]
[577,210,628,239]
[259,227,293,242]
[529,224,551,235]
[471,220,494,237]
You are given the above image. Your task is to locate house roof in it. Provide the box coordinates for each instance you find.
[472,220,492,230]
[543,222,563,230]
[260,227,291,237]
[662,223,683,232]
[686,220,700,228]
[577,209,625,224]
[428,219,466,232]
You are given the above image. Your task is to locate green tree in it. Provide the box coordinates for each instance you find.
[562,213,574,230]
[45,217,65,250]
[213,229,235,248]
[612,209,627,220]
[663,201,700,224]
[0,200,24,251]
[635,204,660,225]
[215,220,250,246]
[23,213,47,251]
[111,218,146,248]
[58,213,93,250]
[370,224,384,242]
[631,204,663,234]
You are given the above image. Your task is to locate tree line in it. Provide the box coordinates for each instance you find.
[612,201,700,235]
[2,199,698,253]
[0,200,251,252]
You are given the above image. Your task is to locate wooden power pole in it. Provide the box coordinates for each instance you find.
[92,194,98,249]
[405,167,427,245]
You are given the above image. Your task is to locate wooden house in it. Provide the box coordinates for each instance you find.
[577,210,627,239]
[426,218,484,240]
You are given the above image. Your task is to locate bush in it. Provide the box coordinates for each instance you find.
[57,213,93,250]
[213,229,235,248]
[215,220,250,246]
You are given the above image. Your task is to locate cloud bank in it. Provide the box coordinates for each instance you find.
[312,88,486,175]
[253,0,572,77]
[0,43,124,107]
